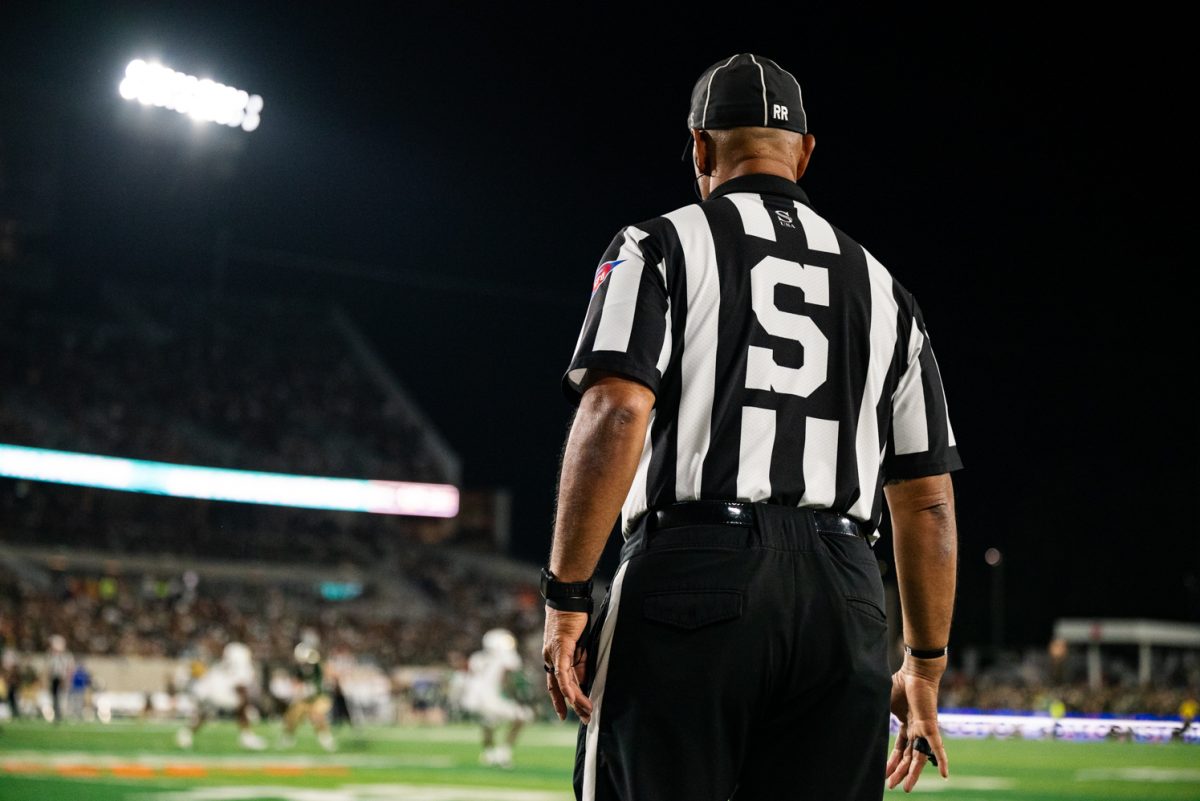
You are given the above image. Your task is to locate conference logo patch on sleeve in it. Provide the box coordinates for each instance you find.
[592,259,625,294]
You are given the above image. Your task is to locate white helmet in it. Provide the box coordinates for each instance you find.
[223,642,252,667]
[482,628,517,653]
[294,643,321,665]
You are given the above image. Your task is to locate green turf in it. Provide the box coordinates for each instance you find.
[0,720,1196,800]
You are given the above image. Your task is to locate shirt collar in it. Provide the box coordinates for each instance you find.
[706,173,813,208]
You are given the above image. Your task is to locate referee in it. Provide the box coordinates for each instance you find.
[542,54,962,800]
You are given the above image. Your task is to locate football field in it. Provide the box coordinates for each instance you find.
[0,720,1197,800]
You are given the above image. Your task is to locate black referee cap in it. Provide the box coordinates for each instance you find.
[686,53,808,135]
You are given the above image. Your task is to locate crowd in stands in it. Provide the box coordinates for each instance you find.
[938,668,1194,719]
[0,555,542,669]
[0,282,530,676]
[0,284,444,483]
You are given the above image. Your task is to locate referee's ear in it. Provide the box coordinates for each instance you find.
[794,133,817,181]
[691,129,712,177]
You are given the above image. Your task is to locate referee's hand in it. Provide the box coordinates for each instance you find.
[542,607,592,724]
[886,661,950,792]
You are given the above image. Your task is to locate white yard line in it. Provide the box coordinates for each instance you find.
[361,727,578,746]
[147,784,568,801]
[877,777,1015,793]
[0,751,452,769]
[1075,767,1200,783]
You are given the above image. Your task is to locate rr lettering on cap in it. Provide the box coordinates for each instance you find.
[773,104,788,121]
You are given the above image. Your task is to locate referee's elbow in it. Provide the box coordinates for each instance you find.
[579,371,655,427]
[884,473,956,519]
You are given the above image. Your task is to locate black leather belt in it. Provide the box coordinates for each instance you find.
[650,500,867,541]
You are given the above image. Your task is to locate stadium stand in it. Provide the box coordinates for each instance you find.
[0,546,541,668]
[937,660,1198,718]
[0,282,458,483]
[0,281,541,677]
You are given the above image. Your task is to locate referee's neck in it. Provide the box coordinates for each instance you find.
[707,160,799,196]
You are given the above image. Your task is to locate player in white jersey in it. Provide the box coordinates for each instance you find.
[460,628,533,768]
[176,642,266,751]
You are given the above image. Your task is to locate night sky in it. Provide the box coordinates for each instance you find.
[1,5,1194,647]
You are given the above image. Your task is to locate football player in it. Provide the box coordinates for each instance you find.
[460,628,533,768]
[176,642,266,751]
[280,633,336,752]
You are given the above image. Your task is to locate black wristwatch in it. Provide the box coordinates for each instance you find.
[540,567,594,613]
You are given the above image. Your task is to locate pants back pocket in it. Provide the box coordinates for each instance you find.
[641,589,743,630]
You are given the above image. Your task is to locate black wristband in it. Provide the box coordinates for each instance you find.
[540,567,593,609]
[904,643,949,659]
[545,595,594,614]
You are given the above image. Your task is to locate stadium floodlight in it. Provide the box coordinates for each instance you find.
[118,59,263,132]
[0,444,458,518]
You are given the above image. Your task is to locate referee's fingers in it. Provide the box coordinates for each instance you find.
[555,646,593,724]
[886,737,913,790]
[901,746,927,792]
[545,669,567,721]
[927,729,949,779]
[885,726,907,777]
[897,730,948,792]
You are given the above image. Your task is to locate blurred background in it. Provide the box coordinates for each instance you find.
[0,3,1195,799]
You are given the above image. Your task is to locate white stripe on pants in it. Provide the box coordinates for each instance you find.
[582,559,631,800]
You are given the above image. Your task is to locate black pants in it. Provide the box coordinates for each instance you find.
[573,503,891,801]
[51,676,63,723]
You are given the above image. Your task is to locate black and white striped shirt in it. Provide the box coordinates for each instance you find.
[563,173,963,544]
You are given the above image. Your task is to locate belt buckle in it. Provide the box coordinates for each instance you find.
[721,501,754,526]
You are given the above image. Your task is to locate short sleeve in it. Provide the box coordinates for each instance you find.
[561,225,671,406]
[883,298,964,481]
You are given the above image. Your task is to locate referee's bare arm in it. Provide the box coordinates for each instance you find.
[543,370,654,723]
[884,472,957,791]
